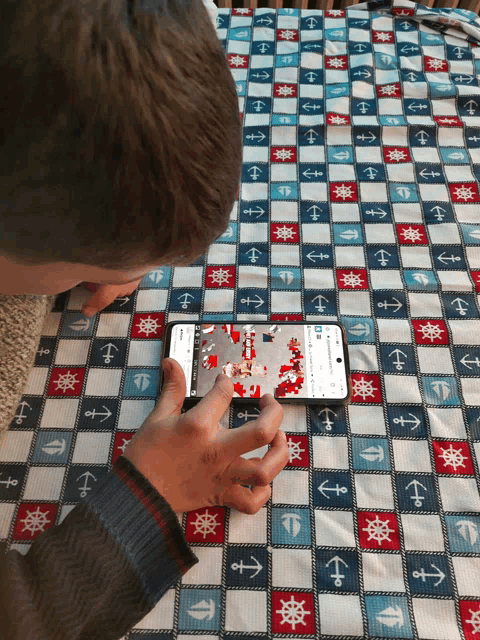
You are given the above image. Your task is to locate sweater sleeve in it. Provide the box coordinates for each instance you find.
[0,455,199,640]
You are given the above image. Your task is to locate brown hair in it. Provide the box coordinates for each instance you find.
[0,0,242,270]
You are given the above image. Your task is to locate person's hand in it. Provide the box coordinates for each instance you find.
[123,358,289,514]
[81,278,143,317]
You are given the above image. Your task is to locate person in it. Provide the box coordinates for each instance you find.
[0,0,289,638]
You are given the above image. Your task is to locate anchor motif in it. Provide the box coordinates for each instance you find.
[406,479,428,507]
[318,407,337,431]
[231,556,263,578]
[326,556,348,587]
[318,480,348,499]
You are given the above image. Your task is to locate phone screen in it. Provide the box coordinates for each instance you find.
[163,322,350,402]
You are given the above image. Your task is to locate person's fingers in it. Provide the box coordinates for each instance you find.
[186,374,234,430]
[151,358,187,419]
[82,285,118,317]
[224,430,289,486]
[222,394,284,459]
[223,482,272,515]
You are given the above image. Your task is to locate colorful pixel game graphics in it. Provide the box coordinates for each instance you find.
[198,324,305,398]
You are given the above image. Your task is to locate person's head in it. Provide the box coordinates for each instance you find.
[0,0,242,295]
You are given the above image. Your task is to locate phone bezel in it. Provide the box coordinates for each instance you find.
[161,321,352,405]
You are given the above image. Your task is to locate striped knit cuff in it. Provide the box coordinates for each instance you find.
[82,455,199,604]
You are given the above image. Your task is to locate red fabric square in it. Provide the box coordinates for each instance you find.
[471,271,480,292]
[276,29,299,41]
[336,269,368,289]
[459,600,480,640]
[284,435,309,468]
[272,591,316,634]
[130,312,165,339]
[433,441,474,475]
[325,9,345,17]
[376,82,401,98]
[270,146,297,163]
[325,55,348,70]
[271,223,299,243]
[13,503,58,540]
[357,511,400,549]
[274,83,297,98]
[396,224,428,245]
[329,182,358,202]
[326,113,351,126]
[232,7,252,16]
[383,147,411,163]
[47,368,85,396]
[449,182,480,203]
[112,432,135,465]
[227,53,248,68]
[372,31,394,43]
[351,374,382,403]
[271,314,303,322]
[185,507,225,542]
[424,56,448,72]
[392,7,414,15]
[434,115,463,127]
[205,266,236,288]
[412,319,449,344]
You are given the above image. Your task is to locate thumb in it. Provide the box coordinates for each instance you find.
[153,358,187,419]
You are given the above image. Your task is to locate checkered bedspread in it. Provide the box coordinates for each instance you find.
[3,0,480,637]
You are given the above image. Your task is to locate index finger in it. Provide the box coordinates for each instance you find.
[186,374,234,429]
[222,394,284,460]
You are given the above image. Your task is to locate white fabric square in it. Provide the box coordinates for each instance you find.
[348,405,386,435]
[467,246,480,269]
[133,589,175,630]
[362,552,405,592]
[0,431,33,462]
[462,378,480,407]
[303,269,335,289]
[355,147,382,163]
[280,405,307,433]
[270,201,300,222]
[85,368,122,397]
[228,507,267,544]
[272,469,309,505]
[369,269,404,289]
[127,341,162,368]
[71,432,112,464]
[272,549,313,589]
[400,246,432,268]
[408,293,442,318]
[427,408,467,439]
[95,313,133,338]
[271,291,302,313]
[449,320,480,345]
[339,291,371,316]
[40,399,78,430]
[359,182,388,202]
[392,439,432,472]
[203,289,234,312]
[330,203,361,222]
[384,374,422,403]
[437,271,472,292]
[412,599,462,640]
[318,595,363,637]
[135,289,168,312]
[347,345,378,372]
[239,223,268,243]
[334,246,365,267]
[355,474,394,510]
[387,163,415,183]
[238,266,268,289]
[438,128,464,146]
[54,340,90,366]
[207,243,236,265]
[182,547,223,585]
[0,504,15,538]
[456,206,480,224]
[417,346,454,374]
[225,591,267,632]
[364,223,395,244]
[418,183,450,202]
[411,147,441,163]
[301,223,330,243]
[393,203,423,223]
[438,477,480,512]
[23,367,49,396]
[23,467,65,501]
[452,558,480,597]
[444,164,475,182]
[172,266,203,288]
[328,164,356,182]
[401,514,445,551]
[312,436,349,470]
[377,319,412,343]
[270,244,300,266]
[117,400,154,431]
[315,510,356,547]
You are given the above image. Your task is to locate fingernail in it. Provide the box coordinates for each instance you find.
[280,430,287,441]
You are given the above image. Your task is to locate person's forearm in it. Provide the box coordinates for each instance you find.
[0,456,198,640]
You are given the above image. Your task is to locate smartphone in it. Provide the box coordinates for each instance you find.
[161,321,351,405]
